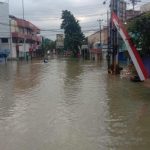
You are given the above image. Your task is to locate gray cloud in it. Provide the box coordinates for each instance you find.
[8,0,148,40]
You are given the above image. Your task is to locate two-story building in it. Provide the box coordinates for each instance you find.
[10,15,42,60]
[87,27,108,60]
[0,1,42,61]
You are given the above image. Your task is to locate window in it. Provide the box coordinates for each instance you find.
[1,38,8,43]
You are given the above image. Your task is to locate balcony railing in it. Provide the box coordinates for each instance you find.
[12,32,42,42]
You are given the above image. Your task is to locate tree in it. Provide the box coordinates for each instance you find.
[127,12,150,56]
[40,37,56,56]
[48,40,56,50]
[61,10,85,57]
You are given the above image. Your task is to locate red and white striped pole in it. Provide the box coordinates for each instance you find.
[112,12,148,81]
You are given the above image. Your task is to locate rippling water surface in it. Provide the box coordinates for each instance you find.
[0,58,150,150]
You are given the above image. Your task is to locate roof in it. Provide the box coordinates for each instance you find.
[127,11,150,21]
[9,15,40,32]
[87,26,108,38]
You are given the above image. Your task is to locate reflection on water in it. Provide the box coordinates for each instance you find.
[14,61,41,92]
[0,58,150,150]
[106,76,150,150]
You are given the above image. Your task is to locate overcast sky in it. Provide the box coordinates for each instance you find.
[5,0,150,40]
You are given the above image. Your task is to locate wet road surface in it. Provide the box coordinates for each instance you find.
[0,58,150,150]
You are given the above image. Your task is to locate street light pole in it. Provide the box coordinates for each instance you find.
[22,0,26,61]
[22,0,25,20]
[103,1,111,70]
[129,0,141,16]
[98,19,103,45]
[107,10,111,69]
[8,0,12,60]
[110,0,119,74]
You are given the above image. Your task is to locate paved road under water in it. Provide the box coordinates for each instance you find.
[0,58,150,150]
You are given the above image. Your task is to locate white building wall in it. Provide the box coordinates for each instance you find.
[0,2,10,38]
[11,20,18,32]
[0,2,10,56]
[9,18,30,59]
[11,43,31,59]
[19,43,30,52]
[11,43,16,58]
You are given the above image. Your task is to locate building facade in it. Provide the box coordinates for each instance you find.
[56,34,64,49]
[88,27,108,60]
[126,10,141,20]
[0,2,41,61]
[10,16,41,60]
[0,2,10,62]
[88,27,108,49]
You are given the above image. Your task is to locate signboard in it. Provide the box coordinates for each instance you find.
[56,34,64,48]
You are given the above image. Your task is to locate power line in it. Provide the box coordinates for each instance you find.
[19,11,108,22]
[0,21,100,34]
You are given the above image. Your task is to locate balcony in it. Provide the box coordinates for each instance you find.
[12,32,42,42]
[16,19,40,34]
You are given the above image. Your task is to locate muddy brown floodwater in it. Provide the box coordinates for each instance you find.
[0,58,150,150]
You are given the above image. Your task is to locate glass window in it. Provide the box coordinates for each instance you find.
[1,38,8,43]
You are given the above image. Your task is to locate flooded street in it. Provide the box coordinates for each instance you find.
[0,58,150,150]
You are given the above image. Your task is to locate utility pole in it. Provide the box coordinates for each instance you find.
[103,0,111,70]
[107,10,111,69]
[129,0,141,16]
[8,0,12,60]
[98,19,103,46]
[110,0,119,74]
[22,0,26,61]
[9,19,12,60]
